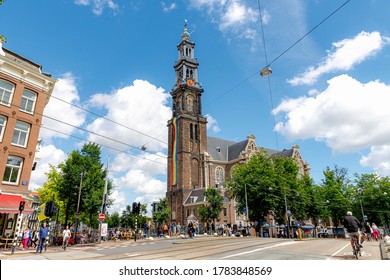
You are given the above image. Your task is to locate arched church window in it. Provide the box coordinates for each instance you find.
[195,124,198,141]
[215,166,225,184]
[190,123,194,140]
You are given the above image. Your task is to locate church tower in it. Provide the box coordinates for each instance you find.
[166,22,208,225]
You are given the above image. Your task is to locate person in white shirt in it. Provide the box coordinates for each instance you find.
[62,225,71,250]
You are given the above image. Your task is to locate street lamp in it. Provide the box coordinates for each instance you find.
[244,184,249,236]
[73,172,85,243]
[357,188,366,223]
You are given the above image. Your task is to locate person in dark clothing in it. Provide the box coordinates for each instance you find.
[36,222,49,253]
[343,211,362,250]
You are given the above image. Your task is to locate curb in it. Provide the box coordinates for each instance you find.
[379,241,389,260]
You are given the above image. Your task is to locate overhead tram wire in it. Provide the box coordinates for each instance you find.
[39,86,167,145]
[40,126,167,166]
[258,0,279,151]
[42,114,167,159]
[203,0,352,108]
[7,99,167,160]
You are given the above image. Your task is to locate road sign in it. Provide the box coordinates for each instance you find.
[98,213,105,221]
[296,222,301,227]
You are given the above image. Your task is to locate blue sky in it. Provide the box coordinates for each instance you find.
[1,0,390,215]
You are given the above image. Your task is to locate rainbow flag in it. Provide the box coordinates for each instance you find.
[171,117,178,185]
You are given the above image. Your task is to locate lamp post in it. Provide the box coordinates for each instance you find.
[98,156,110,244]
[284,193,291,238]
[358,189,365,223]
[73,172,85,243]
[244,184,249,236]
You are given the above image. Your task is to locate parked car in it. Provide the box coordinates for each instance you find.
[317,228,333,238]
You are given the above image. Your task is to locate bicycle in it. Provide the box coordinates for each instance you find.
[351,234,361,259]
[62,237,69,251]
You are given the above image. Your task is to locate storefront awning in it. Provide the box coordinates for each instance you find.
[0,194,33,215]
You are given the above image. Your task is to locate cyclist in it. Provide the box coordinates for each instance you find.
[343,211,362,250]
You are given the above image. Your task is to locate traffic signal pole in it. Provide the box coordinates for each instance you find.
[98,155,109,244]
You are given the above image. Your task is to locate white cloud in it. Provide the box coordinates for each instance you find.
[189,0,261,49]
[29,144,67,190]
[205,114,221,133]
[288,31,390,86]
[39,73,86,144]
[86,79,171,152]
[161,2,177,13]
[85,80,170,215]
[360,145,390,177]
[74,0,119,15]
[274,74,390,153]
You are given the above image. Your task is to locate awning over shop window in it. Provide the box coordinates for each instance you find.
[0,194,33,215]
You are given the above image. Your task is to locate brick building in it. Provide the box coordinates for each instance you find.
[0,46,56,236]
[166,25,310,230]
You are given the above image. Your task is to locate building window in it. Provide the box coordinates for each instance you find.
[0,115,6,142]
[12,121,30,147]
[190,123,193,140]
[186,209,190,217]
[20,89,37,114]
[0,79,15,107]
[223,208,227,216]
[2,156,23,184]
[215,166,225,184]
[195,124,198,141]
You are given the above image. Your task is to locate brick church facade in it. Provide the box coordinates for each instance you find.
[166,25,310,229]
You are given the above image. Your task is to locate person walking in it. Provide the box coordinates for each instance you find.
[371,223,380,241]
[176,222,181,235]
[22,226,30,250]
[36,222,49,254]
[364,222,372,241]
[62,225,71,250]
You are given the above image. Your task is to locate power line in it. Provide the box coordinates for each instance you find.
[42,85,167,145]
[40,125,167,166]
[258,0,279,151]
[5,99,167,162]
[204,0,351,108]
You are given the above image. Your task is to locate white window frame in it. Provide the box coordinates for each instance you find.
[2,156,23,185]
[215,166,225,184]
[0,79,15,107]
[20,88,37,114]
[0,115,6,142]
[12,121,30,147]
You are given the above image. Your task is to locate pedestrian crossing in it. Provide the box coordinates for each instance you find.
[70,241,156,251]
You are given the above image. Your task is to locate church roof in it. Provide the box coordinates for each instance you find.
[207,136,295,162]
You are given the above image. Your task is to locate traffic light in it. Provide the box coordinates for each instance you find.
[19,201,26,212]
[132,202,138,214]
[51,206,58,217]
[137,202,141,215]
[44,200,54,217]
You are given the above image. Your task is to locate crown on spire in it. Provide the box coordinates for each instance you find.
[181,19,190,41]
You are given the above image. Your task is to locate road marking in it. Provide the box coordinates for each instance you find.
[327,242,350,260]
[125,253,141,257]
[219,241,296,259]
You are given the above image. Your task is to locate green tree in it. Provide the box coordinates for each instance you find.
[227,150,301,226]
[318,166,352,227]
[36,165,65,223]
[353,173,390,227]
[0,0,6,43]
[152,198,171,226]
[198,187,224,230]
[107,212,121,228]
[56,143,113,228]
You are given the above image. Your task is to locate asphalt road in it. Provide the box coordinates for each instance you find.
[0,236,384,260]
